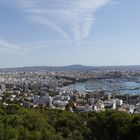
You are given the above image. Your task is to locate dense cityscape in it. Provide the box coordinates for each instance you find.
[1,67,140,114]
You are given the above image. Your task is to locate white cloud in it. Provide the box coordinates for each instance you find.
[30,16,71,42]
[0,38,19,53]
[5,0,111,46]
[0,37,67,54]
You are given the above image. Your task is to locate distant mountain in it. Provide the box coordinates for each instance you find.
[0,65,96,72]
[1,65,140,72]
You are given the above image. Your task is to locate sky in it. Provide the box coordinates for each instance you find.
[0,0,140,68]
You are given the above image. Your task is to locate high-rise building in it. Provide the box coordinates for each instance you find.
[0,84,6,93]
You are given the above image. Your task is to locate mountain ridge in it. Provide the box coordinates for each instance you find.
[1,64,140,72]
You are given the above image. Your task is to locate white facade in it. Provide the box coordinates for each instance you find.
[135,102,140,111]
[116,99,123,107]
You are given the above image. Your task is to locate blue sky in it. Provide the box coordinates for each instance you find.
[0,0,140,68]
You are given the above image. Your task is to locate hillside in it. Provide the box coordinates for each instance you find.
[1,65,140,72]
[0,104,140,140]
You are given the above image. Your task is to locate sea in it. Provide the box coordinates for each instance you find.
[65,78,140,95]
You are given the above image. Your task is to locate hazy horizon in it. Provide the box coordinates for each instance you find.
[0,0,140,67]
[1,64,140,69]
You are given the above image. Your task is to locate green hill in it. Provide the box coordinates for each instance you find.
[0,104,140,140]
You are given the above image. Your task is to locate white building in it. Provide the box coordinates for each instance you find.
[135,102,140,111]
[104,101,116,110]
[116,99,123,107]
[0,84,6,93]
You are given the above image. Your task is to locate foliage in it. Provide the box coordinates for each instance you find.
[0,104,140,140]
